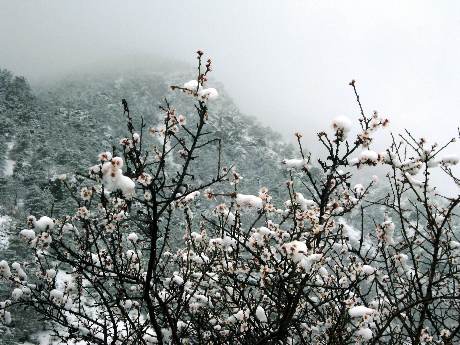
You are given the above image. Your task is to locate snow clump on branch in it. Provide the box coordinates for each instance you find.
[183,79,219,101]
[281,159,308,170]
[235,193,263,209]
[95,155,135,198]
[331,116,352,141]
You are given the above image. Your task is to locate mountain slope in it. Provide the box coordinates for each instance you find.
[0,66,295,343]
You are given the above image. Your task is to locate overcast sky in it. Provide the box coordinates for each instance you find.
[1,0,460,147]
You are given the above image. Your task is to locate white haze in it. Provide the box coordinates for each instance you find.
[1,0,460,149]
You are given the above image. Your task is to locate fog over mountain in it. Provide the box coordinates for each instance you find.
[2,2,460,344]
[1,0,460,147]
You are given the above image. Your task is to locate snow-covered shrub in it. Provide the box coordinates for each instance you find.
[1,53,460,345]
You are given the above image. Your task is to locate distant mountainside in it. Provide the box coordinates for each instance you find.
[0,65,295,343]
[2,67,295,213]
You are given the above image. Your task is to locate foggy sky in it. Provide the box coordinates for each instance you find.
[1,0,460,148]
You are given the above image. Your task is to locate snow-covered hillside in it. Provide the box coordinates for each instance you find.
[0,66,296,343]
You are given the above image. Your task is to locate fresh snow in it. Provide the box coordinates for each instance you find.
[348,305,376,318]
[359,150,379,163]
[2,141,16,177]
[362,265,376,275]
[183,79,199,90]
[356,327,373,340]
[255,306,268,322]
[281,158,308,170]
[236,193,263,209]
[127,232,139,243]
[198,87,219,100]
[19,229,36,241]
[331,116,352,139]
[100,157,135,198]
[0,215,11,250]
[3,159,15,177]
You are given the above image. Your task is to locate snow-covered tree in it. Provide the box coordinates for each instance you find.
[1,53,460,345]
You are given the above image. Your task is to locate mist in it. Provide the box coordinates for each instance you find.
[1,0,460,147]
